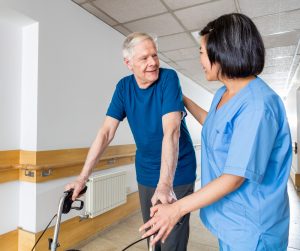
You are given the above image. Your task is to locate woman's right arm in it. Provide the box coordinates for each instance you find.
[140,174,245,245]
[183,95,208,125]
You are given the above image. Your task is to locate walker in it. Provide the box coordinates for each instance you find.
[31,186,156,251]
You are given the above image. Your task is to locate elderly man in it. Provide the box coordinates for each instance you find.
[66,32,196,251]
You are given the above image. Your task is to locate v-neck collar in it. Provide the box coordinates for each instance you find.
[214,77,257,114]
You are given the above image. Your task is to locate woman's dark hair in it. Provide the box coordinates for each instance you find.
[200,13,265,78]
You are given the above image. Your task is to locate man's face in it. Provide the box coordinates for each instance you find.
[125,39,160,87]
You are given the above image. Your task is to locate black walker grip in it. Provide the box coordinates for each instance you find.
[62,186,87,214]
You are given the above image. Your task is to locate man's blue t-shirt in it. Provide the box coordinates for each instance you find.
[106,68,196,187]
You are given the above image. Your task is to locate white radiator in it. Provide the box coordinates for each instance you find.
[85,171,127,218]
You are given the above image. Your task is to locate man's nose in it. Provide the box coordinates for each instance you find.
[147,56,157,66]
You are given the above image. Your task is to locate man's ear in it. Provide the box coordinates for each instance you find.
[124,58,133,71]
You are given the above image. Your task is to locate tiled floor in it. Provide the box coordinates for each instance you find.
[76,180,300,251]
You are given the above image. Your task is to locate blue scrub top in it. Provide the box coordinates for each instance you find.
[200,77,292,250]
[106,68,196,187]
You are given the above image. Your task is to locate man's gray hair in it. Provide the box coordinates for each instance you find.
[122,32,158,59]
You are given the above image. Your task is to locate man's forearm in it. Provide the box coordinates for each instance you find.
[158,130,180,186]
[78,130,113,182]
[151,112,181,205]
[77,117,119,182]
[66,117,119,200]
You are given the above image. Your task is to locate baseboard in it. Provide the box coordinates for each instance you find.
[18,192,140,251]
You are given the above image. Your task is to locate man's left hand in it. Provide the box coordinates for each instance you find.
[151,183,177,205]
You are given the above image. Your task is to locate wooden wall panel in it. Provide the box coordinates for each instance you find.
[19,144,136,165]
[291,169,300,191]
[0,145,136,184]
[0,229,18,251]
[0,150,19,165]
[19,151,36,165]
[0,166,19,183]
[0,150,20,183]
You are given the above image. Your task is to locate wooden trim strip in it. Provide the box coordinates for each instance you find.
[19,150,36,165]
[18,192,140,251]
[18,153,135,171]
[0,229,18,251]
[0,145,136,184]
[0,150,19,165]
[20,144,136,165]
[19,154,135,183]
[290,169,300,191]
[0,166,19,184]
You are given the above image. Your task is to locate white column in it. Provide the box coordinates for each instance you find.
[20,22,39,151]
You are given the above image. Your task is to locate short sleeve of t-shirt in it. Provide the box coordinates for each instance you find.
[223,108,279,183]
[161,70,185,116]
[106,81,126,121]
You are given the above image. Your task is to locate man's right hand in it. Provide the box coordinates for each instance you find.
[151,182,177,206]
[65,177,86,201]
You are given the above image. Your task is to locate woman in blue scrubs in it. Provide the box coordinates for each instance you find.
[140,13,292,251]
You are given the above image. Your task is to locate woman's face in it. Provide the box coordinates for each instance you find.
[199,36,220,81]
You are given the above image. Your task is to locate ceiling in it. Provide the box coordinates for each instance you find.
[72,0,300,96]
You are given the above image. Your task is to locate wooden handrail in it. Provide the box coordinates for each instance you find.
[0,145,136,183]
[17,153,136,171]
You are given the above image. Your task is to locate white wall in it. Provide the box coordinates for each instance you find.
[20,22,38,150]
[0,20,22,150]
[0,0,213,152]
[0,0,133,150]
[284,91,297,173]
[295,67,300,174]
[285,63,300,173]
[18,182,36,232]
[0,0,213,235]
[0,182,19,234]
[35,1,134,150]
